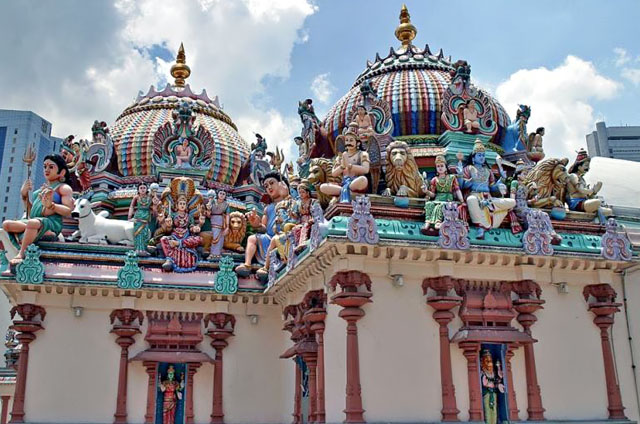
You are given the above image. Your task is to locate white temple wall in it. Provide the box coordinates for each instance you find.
[618,268,640,420]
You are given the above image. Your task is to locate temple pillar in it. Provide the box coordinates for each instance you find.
[8,304,45,424]
[583,284,627,419]
[143,361,157,424]
[505,344,520,421]
[459,341,482,422]
[305,309,327,424]
[185,363,201,424]
[205,313,236,424]
[512,281,546,421]
[1,396,10,424]
[301,352,318,423]
[329,271,372,424]
[110,309,143,424]
[423,277,461,422]
[293,358,302,424]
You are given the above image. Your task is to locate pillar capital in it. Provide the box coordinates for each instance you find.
[329,270,372,293]
[110,309,142,424]
[204,313,235,351]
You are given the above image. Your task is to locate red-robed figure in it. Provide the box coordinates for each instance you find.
[159,365,184,424]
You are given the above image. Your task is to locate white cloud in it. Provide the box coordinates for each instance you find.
[495,55,620,158]
[614,47,631,67]
[235,110,300,166]
[622,68,640,86]
[310,73,335,104]
[0,0,315,164]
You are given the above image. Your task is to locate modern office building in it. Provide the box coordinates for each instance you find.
[586,121,640,162]
[0,110,62,221]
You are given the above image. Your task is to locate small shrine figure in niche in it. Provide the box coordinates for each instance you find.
[160,195,203,272]
[128,183,153,256]
[421,155,464,235]
[320,125,370,203]
[480,349,506,424]
[463,99,480,133]
[174,138,194,168]
[207,190,229,259]
[461,140,516,239]
[352,104,375,142]
[234,172,289,277]
[159,365,184,424]
[566,148,612,223]
[2,154,74,265]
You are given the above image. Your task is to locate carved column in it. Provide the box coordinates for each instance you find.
[9,304,45,424]
[296,302,318,423]
[1,396,10,424]
[185,363,201,424]
[423,277,461,422]
[505,344,520,421]
[459,341,483,421]
[205,313,236,424]
[512,280,546,421]
[329,271,372,424]
[143,361,157,424]
[583,284,627,419]
[110,309,144,424]
[305,303,327,424]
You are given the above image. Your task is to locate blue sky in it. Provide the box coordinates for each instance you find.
[0,0,638,161]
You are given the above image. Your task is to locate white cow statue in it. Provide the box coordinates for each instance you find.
[71,198,134,245]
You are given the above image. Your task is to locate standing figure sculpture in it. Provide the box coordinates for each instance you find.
[294,136,311,178]
[461,140,516,239]
[1,154,74,264]
[207,190,229,259]
[320,125,369,203]
[292,180,314,252]
[480,350,506,424]
[235,172,289,277]
[566,148,612,223]
[421,155,464,234]
[128,183,152,256]
[160,196,203,272]
[502,105,530,153]
[159,365,184,424]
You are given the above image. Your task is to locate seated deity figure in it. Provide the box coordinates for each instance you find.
[528,127,545,153]
[421,155,464,234]
[353,104,375,142]
[461,140,516,239]
[175,138,194,168]
[480,350,506,424]
[2,154,74,265]
[566,148,612,223]
[320,125,370,203]
[234,172,290,277]
[463,100,480,133]
[160,196,203,272]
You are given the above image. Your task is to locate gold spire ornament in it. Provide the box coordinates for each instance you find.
[170,43,191,88]
[395,4,417,47]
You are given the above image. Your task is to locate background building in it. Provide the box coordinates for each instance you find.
[586,121,640,162]
[0,110,62,221]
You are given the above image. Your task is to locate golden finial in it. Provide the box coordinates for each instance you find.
[170,42,191,88]
[395,4,417,47]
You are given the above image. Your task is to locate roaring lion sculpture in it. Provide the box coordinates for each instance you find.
[223,211,247,253]
[307,158,340,209]
[522,157,569,209]
[383,140,425,197]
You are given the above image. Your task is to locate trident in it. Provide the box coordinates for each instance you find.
[22,143,36,218]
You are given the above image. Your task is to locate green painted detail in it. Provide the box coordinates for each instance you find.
[396,135,440,145]
[438,131,501,164]
[554,233,602,254]
[214,256,238,295]
[117,251,144,289]
[0,250,8,273]
[15,244,45,284]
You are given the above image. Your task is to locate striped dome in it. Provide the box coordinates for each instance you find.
[324,44,510,143]
[111,84,249,185]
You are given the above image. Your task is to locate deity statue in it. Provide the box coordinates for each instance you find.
[234,172,289,277]
[352,104,375,142]
[502,105,531,153]
[461,140,516,239]
[206,190,229,259]
[421,155,464,235]
[463,99,480,133]
[566,148,612,223]
[291,180,314,253]
[128,183,153,256]
[298,98,334,158]
[159,365,184,424]
[319,125,370,203]
[294,136,311,178]
[527,127,545,161]
[382,140,425,198]
[480,349,506,424]
[159,178,204,272]
[174,138,194,168]
[1,154,73,265]
[237,134,272,186]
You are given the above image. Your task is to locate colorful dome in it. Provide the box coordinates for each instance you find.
[111,45,249,185]
[323,6,510,144]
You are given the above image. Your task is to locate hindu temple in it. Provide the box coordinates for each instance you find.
[0,5,638,424]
